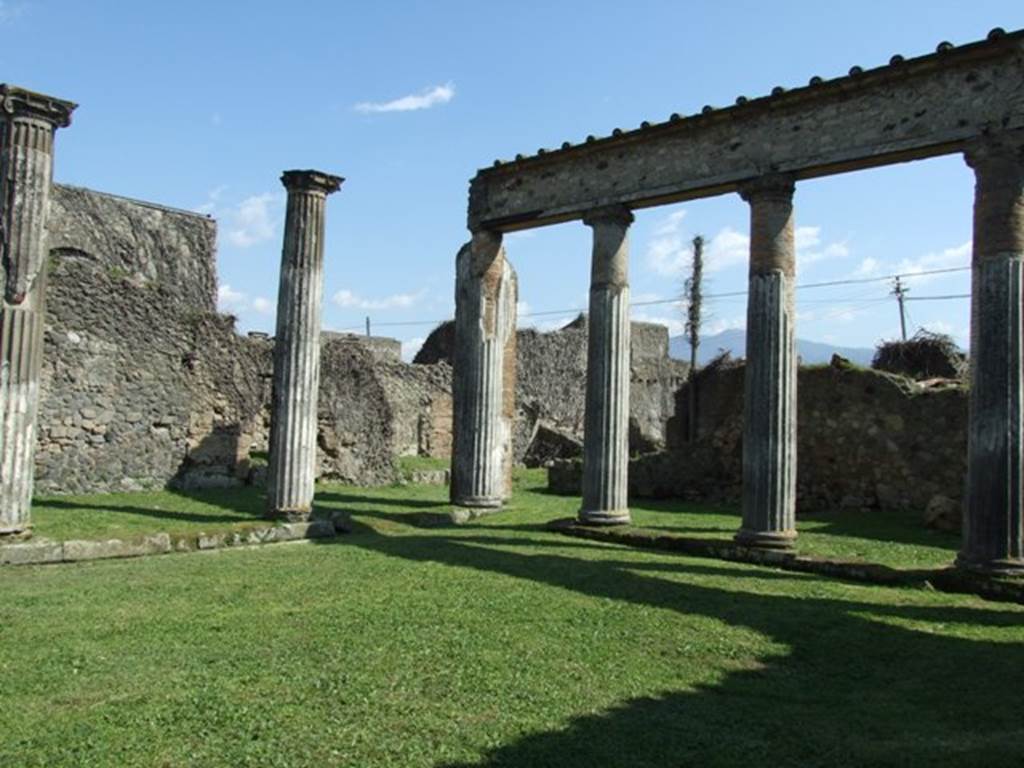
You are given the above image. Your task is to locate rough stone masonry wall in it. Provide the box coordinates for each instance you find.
[552,360,968,514]
[416,316,688,461]
[36,185,409,494]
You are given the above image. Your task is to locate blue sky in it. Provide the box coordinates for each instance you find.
[4,1,1022,358]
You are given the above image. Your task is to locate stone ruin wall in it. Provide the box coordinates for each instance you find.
[415,316,689,461]
[36,185,451,494]
[551,359,967,518]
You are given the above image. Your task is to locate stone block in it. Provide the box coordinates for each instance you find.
[197,532,227,550]
[63,533,171,562]
[924,494,962,533]
[0,540,64,566]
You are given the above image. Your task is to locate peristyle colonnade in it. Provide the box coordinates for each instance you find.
[451,28,1024,574]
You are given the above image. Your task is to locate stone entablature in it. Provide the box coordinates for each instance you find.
[468,30,1024,231]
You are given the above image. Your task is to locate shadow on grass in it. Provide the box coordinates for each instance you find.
[35,487,265,527]
[315,491,450,510]
[801,508,960,553]
[314,530,1024,767]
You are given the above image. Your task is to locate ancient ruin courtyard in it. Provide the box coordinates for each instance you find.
[1,469,1022,766]
[3,3,1024,766]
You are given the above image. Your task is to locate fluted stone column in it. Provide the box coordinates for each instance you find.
[0,86,75,538]
[579,206,633,525]
[959,133,1024,574]
[266,170,343,521]
[736,175,798,549]
[451,231,518,508]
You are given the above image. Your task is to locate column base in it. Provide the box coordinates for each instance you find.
[578,508,631,526]
[955,552,1024,577]
[734,528,797,550]
[265,505,313,523]
[0,525,32,541]
[452,495,504,510]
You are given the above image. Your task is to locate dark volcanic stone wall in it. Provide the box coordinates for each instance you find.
[417,317,688,460]
[36,185,402,494]
[552,360,968,516]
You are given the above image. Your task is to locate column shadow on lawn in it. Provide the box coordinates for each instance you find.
[34,487,267,527]
[314,528,1024,767]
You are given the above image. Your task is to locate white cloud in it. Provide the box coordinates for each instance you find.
[355,82,455,114]
[645,212,848,278]
[630,310,684,336]
[401,337,426,362]
[252,296,274,315]
[195,188,282,249]
[228,193,279,248]
[516,300,533,327]
[332,288,425,311]
[852,257,881,277]
[217,286,276,319]
[894,240,972,282]
[644,210,748,277]
[217,284,248,313]
[195,185,227,215]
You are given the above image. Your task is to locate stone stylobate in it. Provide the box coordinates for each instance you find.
[579,206,633,525]
[266,169,343,521]
[0,85,76,538]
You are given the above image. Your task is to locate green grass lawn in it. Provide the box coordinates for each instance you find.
[30,468,959,571]
[4,471,1020,766]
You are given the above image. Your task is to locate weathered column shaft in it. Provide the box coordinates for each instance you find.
[960,133,1024,574]
[579,207,633,525]
[451,231,517,508]
[266,170,343,521]
[0,86,75,537]
[736,175,798,549]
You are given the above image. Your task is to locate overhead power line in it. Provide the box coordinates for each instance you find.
[331,264,971,332]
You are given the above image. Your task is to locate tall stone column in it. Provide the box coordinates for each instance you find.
[0,86,75,538]
[579,206,633,525]
[735,175,798,549]
[959,133,1024,574]
[266,170,343,521]
[450,230,518,508]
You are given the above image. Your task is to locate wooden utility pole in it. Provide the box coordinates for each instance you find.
[892,277,908,341]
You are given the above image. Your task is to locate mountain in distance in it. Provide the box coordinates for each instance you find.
[669,328,875,367]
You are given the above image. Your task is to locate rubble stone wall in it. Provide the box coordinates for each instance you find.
[35,185,432,494]
[417,317,688,461]
[551,360,968,515]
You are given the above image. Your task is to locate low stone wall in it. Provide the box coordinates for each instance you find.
[551,360,968,516]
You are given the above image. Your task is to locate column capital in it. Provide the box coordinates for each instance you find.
[964,131,1024,172]
[0,84,76,128]
[280,169,344,196]
[582,205,634,228]
[738,173,796,203]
